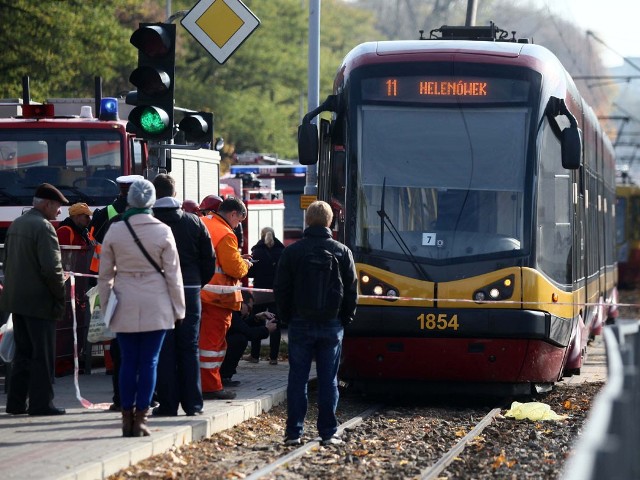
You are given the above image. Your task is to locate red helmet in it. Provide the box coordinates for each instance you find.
[182,199,199,214]
[199,194,223,212]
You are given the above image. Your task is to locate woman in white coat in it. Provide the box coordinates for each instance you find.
[98,179,185,437]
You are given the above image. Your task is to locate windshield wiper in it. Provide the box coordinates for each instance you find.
[377,177,430,281]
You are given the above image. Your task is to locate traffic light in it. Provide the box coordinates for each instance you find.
[178,111,214,145]
[126,23,176,141]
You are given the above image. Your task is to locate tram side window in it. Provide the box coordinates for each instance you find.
[537,122,572,284]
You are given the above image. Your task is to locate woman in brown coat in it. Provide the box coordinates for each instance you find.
[98,179,185,437]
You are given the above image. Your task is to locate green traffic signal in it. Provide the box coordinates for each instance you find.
[139,107,169,134]
[127,106,170,137]
[126,22,175,141]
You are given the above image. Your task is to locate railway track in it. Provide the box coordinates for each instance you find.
[111,379,601,480]
[241,403,503,480]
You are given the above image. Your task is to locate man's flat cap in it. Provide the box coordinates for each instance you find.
[35,183,69,204]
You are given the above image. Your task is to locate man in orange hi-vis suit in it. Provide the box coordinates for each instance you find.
[199,196,252,399]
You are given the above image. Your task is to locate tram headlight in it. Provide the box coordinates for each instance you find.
[473,274,515,303]
[358,270,399,302]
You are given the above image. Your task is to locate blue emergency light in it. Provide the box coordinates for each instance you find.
[99,97,119,121]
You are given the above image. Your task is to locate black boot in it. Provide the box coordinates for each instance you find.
[132,408,151,437]
[122,409,134,437]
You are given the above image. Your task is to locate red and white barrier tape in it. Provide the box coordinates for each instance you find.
[67,273,110,410]
[65,271,635,408]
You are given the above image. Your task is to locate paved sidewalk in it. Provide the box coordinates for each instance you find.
[0,359,293,480]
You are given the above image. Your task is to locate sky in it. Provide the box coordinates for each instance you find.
[539,0,640,67]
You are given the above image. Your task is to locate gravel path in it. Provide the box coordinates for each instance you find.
[109,381,601,479]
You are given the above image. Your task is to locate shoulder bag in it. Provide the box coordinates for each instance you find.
[123,218,165,277]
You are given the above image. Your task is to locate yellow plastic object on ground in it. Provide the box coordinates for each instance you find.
[504,401,568,421]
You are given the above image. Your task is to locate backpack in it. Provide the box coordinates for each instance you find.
[294,243,344,321]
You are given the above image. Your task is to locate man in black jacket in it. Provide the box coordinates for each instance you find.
[152,174,216,416]
[274,200,357,446]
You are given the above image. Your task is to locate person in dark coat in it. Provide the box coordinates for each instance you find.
[151,174,216,416]
[220,292,277,384]
[1,183,69,416]
[273,201,358,446]
[246,227,285,364]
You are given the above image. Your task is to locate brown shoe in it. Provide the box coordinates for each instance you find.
[122,409,134,437]
[132,408,151,437]
[242,355,259,363]
[203,389,237,400]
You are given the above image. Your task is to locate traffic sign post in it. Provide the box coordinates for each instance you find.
[181,0,260,64]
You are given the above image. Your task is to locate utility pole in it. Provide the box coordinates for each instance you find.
[465,0,477,26]
[305,0,320,196]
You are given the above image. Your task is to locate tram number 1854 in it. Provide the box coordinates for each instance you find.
[417,313,459,331]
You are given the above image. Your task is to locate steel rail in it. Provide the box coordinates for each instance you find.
[419,407,502,480]
[244,404,383,480]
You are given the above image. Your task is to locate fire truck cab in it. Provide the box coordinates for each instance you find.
[0,84,222,376]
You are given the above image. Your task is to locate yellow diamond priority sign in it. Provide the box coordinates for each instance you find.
[182,0,260,64]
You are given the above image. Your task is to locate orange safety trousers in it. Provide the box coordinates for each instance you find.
[199,302,232,392]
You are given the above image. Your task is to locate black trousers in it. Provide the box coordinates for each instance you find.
[220,332,249,379]
[250,303,281,360]
[7,314,57,412]
[111,337,121,406]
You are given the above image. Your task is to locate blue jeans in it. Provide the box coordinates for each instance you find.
[117,330,167,411]
[155,287,203,414]
[286,319,343,440]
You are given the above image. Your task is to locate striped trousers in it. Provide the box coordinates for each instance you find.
[199,303,232,392]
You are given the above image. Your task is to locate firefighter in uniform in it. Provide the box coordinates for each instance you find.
[199,196,251,399]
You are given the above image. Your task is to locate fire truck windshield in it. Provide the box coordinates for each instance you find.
[0,129,123,206]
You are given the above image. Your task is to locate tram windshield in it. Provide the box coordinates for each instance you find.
[0,129,123,205]
[355,104,529,261]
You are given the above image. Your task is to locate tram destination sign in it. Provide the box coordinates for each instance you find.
[182,0,260,64]
[361,76,530,103]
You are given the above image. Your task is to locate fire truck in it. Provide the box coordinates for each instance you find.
[0,79,221,375]
[222,169,286,255]
[229,162,306,246]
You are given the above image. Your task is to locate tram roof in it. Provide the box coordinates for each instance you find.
[342,40,563,65]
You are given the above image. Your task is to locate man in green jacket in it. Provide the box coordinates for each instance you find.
[1,183,69,416]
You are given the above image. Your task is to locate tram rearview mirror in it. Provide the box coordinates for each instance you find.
[561,126,581,170]
[298,123,319,165]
